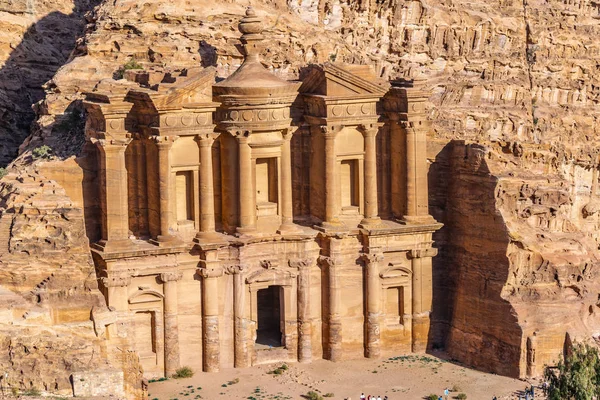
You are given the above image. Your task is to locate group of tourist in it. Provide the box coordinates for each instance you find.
[517,383,545,399]
[359,394,388,400]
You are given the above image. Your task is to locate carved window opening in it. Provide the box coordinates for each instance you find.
[176,171,194,222]
[341,159,359,209]
[256,158,278,216]
[134,311,157,359]
[255,285,283,348]
[385,286,404,325]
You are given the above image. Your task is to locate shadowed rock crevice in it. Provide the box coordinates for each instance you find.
[0,0,100,167]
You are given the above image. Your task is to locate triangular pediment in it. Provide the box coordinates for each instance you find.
[300,63,389,98]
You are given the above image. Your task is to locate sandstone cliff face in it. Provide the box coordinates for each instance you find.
[0,158,143,397]
[2,0,600,384]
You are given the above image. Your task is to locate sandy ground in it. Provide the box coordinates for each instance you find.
[148,352,535,400]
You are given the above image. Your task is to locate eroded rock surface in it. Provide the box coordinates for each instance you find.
[1,0,599,388]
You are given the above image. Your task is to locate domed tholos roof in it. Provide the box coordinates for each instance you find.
[213,7,299,102]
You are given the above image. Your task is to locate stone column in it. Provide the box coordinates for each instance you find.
[230,264,249,368]
[409,248,437,352]
[160,271,183,377]
[362,252,384,358]
[319,255,342,361]
[101,274,131,312]
[290,258,313,363]
[359,124,381,228]
[403,121,429,220]
[195,133,220,238]
[94,138,132,250]
[278,128,300,234]
[388,115,405,220]
[199,264,223,372]
[153,135,179,244]
[318,125,345,230]
[236,133,256,234]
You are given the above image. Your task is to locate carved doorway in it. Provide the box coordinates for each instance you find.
[255,285,283,348]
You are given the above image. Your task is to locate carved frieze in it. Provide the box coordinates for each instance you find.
[304,97,378,120]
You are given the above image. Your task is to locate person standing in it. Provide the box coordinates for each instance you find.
[360,394,366,400]
[444,388,449,400]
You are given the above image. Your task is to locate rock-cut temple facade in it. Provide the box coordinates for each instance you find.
[83,7,442,378]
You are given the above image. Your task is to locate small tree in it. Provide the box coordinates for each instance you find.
[545,342,600,400]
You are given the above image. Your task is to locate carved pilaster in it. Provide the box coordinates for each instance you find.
[318,255,343,361]
[195,132,221,237]
[362,251,384,359]
[160,270,182,376]
[198,265,223,372]
[290,257,314,363]
[151,135,182,245]
[409,246,437,353]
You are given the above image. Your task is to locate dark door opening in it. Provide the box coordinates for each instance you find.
[256,286,283,348]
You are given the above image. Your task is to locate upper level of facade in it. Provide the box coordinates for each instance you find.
[82,6,439,255]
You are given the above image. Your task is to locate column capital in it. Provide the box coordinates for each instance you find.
[361,252,385,264]
[311,124,343,139]
[101,275,131,288]
[195,132,221,147]
[152,135,179,147]
[160,271,183,283]
[283,126,300,141]
[224,263,245,275]
[92,137,132,152]
[318,255,341,268]
[229,129,251,142]
[289,257,314,269]
[358,123,382,137]
[408,248,438,259]
[197,267,224,279]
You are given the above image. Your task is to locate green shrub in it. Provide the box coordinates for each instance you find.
[545,341,600,400]
[123,58,143,71]
[115,58,143,79]
[451,385,462,392]
[22,387,41,396]
[456,394,467,400]
[323,393,334,397]
[0,167,6,179]
[32,145,52,160]
[172,366,194,379]
[304,391,323,400]
[427,395,438,400]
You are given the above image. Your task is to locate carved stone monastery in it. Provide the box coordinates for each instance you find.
[83,7,441,378]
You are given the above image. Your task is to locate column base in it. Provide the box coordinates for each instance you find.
[358,216,383,229]
[150,235,184,247]
[194,231,229,245]
[92,238,135,253]
[398,215,437,225]
[277,222,303,235]
[235,226,257,237]
[411,312,431,353]
[314,219,348,233]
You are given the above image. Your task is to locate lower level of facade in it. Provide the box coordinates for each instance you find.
[94,222,439,378]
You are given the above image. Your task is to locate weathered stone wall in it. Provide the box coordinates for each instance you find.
[0,160,144,398]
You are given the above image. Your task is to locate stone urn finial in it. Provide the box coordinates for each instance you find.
[238,6,264,61]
